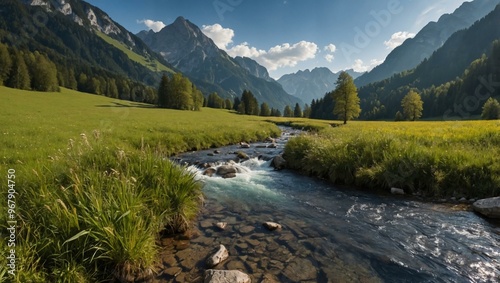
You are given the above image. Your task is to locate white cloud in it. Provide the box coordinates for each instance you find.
[201,24,235,50]
[324,44,337,53]
[325,54,335,63]
[137,19,166,32]
[202,23,318,71]
[352,59,383,73]
[384,31,416,49]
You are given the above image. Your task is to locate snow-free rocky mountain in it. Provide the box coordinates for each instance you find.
[355,0,500,87]
[137,17,303,109]
[278,68,362,104]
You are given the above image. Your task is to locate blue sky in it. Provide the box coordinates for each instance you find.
[85,0,468,78]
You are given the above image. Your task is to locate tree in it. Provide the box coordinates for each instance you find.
[224,99,233,110]
[29,53,59,92]
[283,105,293,117]
[207,92,224,108]
[401,90,424,121]
[0,43,12,85]
[395,111,404,121]
[241,90,259,115]
[303,104,311,118]
[191,85,203,111]
[7,51,30,90]
[333,71,361,124]
[157,74,170,108]
[481,97,500,120]
[294,103,303,117]
[260,102,271,116]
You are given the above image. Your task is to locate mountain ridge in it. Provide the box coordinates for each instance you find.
[355,0,500,87]
[137,17,303,109]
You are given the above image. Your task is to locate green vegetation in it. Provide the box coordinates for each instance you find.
[401,90,424,121]
[157,73,203,111]
[0,86,281,282]
[284,120,500,199]
[96,31,174,74]
[482,97,500,120]
[332,71,361,124]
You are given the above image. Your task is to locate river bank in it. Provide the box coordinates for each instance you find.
[158,129,500,283]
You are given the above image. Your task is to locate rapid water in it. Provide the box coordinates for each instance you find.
[172,133,500,283]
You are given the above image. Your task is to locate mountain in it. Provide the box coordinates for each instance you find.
[277,68,363,104]
[359,4,500,120]
[137,17,302,109]
[355,0,500,87]
[0,0,174,95]
[233,56,273,82]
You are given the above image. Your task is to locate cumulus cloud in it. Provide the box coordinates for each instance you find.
[384,31,416,49]
[201,23,318,71]
[201,24,235,50]
[352,59,383,73]
[325,54,335,63]
[324,44,337,53]
[137,19,166,32]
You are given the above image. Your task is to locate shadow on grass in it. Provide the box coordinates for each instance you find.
[95,102,157,109]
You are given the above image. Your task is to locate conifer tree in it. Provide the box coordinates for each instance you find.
[0,43,12,85]
[7,51,30,90]
[260,102,271,116]
[294,103,303,117]
[284,105,293,117]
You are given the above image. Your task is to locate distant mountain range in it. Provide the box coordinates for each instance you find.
[277,68,363,104]
[359,3,500,119]
[137,17,302,109]
[355,0,500,88]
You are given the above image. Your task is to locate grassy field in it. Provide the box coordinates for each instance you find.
[96,31,175,73]
[284,120,500,199]
[0,86,280,282]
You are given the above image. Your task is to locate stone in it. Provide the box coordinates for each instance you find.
[283,257,317,282]
[263,222,282,231]
[204,270,251,283]
[163,267,182,277]
[215,222,228,230]
[206,245,229,267]
[240,142,251,148]
[240,226,255,234]
[214,150,221,154]
[237,151,249,160]
[226,260,246,271]
[217,165,237,176]
[473,197,500,218]
[267,143,278,148]
[203,168,217,177]
[390,187,405,195]
[223,173,237,179]
[270,156,286,170]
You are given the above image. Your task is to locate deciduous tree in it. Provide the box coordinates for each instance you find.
[401,90,424,121]
[481,97,500,120]
[333,71,361,124]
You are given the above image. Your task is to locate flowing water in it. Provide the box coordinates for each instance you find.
[160,131,500,283]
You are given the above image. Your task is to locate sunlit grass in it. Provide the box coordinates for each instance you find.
[284,120,500,198]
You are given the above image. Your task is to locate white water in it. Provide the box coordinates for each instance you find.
[185,156,500,282]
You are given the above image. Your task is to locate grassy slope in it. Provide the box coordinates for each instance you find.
[96,31,174,73]
[0,86,279,166]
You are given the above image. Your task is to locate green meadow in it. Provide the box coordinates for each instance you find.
[1,86,499,282]
[0,86,280,282]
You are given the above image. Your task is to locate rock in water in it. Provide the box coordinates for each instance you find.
[204,270,251,283]
[270,156,286,170]
[217,165,237,178]
[203,168,216,177]
[263,222,282,231]
[206,245,229,267]
[215,222,227,230]
[391,187,405,195]
[240,142,250,148]
[473,197,500,219]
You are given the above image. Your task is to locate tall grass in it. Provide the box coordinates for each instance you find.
[284,121,500,198]
[1,132,202,282]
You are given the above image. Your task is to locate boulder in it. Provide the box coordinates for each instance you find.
[217,165,237,176]
[203,168,217,177]
[204,270,251,283]
[263,222,282,231]
[222,173,237,179]
[267,143,278,148]
[206,244,229,268]
[473,197,500,219]
[236,151,249,160]
[270,156,286,170]
[391,187,405,195]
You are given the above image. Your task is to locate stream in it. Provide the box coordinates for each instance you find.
[158,130,500,283]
